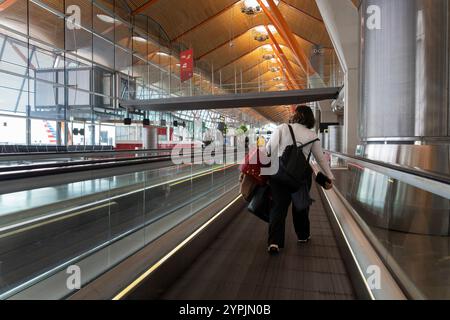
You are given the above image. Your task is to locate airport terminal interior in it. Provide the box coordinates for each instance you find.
[0,0,449,301]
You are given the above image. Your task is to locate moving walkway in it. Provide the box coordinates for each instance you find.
[0,150,448,300]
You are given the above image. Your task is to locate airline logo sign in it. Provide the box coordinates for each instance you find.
[180,49,194,82]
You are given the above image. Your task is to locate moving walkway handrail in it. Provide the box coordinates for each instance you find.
[0,148,173,161]
[0,153,172,173]
[325,151,450,199]
[0,163,240,300]
[0,148,242,182]
[0,155,173,181]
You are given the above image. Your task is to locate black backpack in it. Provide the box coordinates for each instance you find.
[272,125,319,191]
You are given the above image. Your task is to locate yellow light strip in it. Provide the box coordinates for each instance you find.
[112,195,242,300]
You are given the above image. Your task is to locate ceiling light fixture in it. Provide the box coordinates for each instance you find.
[132,36,147,43]
[156,52,170,57]
[241,0,280,15]
[270,66,281,72]
[253,25,277,35]
[262,53,276,60]
[254,34,269,42]
[261,44,273,51]
[96,14,121,24]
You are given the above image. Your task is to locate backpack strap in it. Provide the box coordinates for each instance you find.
[288,124,320,162]
[301,138,320,148]
[287,125,296,146]
[304,138,320,162]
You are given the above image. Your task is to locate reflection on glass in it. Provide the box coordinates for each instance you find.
[332,158,450,299]
[0,161,239,299]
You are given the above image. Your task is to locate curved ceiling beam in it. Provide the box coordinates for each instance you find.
[222,55,302,83]
[170,1,241,42]
[132,0,160,16]
[214,42,303,73]
[258,0,314,75]
[234,58,336,84]
[214,46,264,72]
[244,69,304,92]
[272,46,298,91]
[267,25,302,89]
[170,2,330,57]
[223,61,277,83]
[196,28,249,60]
[196,27,329,61]
[279,0,323,23]
[224,60,264,82]
[246,69,279,83]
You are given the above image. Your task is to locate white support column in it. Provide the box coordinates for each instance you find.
[316,0,360,155]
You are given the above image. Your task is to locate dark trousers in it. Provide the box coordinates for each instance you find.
[268,174,312,248]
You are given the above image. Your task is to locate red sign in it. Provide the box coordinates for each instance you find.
[180,49,194,82]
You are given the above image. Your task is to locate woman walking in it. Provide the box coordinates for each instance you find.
[266,105,334,254]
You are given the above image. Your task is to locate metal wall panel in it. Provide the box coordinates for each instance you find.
[329,125,345,152]
[360,0,449,140]
[356,144,450,236]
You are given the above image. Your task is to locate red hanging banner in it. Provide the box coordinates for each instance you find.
[180,49,194,82]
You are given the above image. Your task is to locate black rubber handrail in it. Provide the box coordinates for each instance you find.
[0,148,172,158]
[0,149,240,182]
[327,151,450,185]
[0,156,174,181]
[0,153,173,173]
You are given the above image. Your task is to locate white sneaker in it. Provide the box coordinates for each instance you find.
[298,236,311,244]
[268,244,280,254]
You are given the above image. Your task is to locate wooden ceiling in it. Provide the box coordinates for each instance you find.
[128,0,337,123]
[0,0,339,124]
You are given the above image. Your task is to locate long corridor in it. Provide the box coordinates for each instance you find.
[162,184,355,300]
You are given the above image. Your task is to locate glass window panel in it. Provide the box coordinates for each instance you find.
[66,0,92,29]
[30,119,57,145]
[40,0,64,12]
[94,92,112,110]
[33,47,58,70]
[68,87,90,108]
[93,67,113,96]
[69,121,86,146]
[0,115,26,144]
[93,35,114,69]
[29,2,64,49]
[65,27,93,63]
[0,0,28,35]
[65,0,92,60]
[0,38,28,74]
[111,0,130,22]
[68,68,90,91]
[35,77,57,108]
[115,46,131,75]
[99,123,115,145]
[93,4,114,42]
[115,20,131,49]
